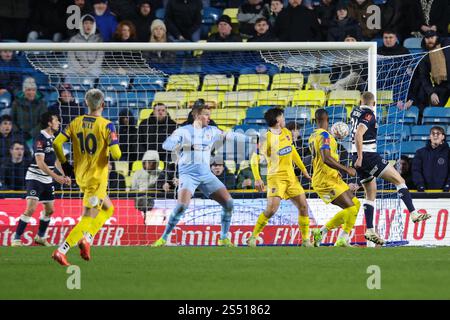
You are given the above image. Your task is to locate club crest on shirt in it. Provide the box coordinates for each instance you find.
[36,140,44,149]
[364,113,373,121]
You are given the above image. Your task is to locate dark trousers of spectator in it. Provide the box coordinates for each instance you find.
[431,82,450,107]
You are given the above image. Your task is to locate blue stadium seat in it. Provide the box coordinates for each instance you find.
[132,75,165,91]
[422,107,450,125]
[403,37,424,54]
[378,124,410,141]
[117,91,152,108]
[284,107,311,124]
[98,76,129,91]
[401,141,426,157]
[244,106,271,125]
[155,8,165,19]
[300,124,317,142]
[387,106,419,124]
[0,91,12,109]
[410,125,438,141]
[377,143,399,160]
[233,124,266,138]
[325,106,347,122]
[202,7,223,24]
[44,91,59,105]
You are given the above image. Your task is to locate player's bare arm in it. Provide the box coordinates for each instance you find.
[320,148,356,177]
[35,154,70,185]
[354,124,367,169]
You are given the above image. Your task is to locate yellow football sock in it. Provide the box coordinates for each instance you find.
[299,215,310,241]
[252,213,269,237]
[88,206,114,237]
[342,198,361,233]
[65,216,94,247]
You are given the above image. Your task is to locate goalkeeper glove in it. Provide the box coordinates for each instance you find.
[443,185,450,192]
[62,161,75,179]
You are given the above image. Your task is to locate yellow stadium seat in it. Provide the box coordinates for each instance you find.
[292,90,326,107]
[152,91,187,108]
[167,108,191,124]
[305,73,331,90]
[211,108,246,125]
[328,90,361,106]
[224,160,236,174]
[187,91,224,108]
[223,8,239,24]
[132,160,143,173]
[193,40,206,57]
[125,176,132,189]
[236,74,270,91]
[222,91,258,108]
[446,97,450,107]
[202,74,235,91]
[271,73,304,90]
[158,161,165,170]
[114,161,129,177]
[257,90,294,107]
[166,74,200,91]
[377,90,394,105]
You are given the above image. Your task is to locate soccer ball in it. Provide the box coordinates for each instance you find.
[331,122,350,140]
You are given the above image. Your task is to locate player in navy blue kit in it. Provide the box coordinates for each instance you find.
[350,92,431,246]
[11,112,71,247]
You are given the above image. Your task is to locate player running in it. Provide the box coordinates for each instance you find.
[51,89,122,266]
[309,109,361,247]
[247,108,313,247]
[350,92,431,246]
[11,112,71,247]
[151,102,251,247]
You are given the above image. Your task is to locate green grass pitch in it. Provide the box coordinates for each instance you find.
[1,247,450,300]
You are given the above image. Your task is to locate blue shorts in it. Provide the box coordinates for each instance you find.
[352,152,390,184]
[178,172,226,197]
[26,179,55,202]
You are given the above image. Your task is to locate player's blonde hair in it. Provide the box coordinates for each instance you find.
[361,91,375,106]
[85,89,105,112]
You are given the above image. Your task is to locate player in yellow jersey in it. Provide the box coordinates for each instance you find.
[51,89,122,266]
[308,109,360,247]
[248,108,313,247]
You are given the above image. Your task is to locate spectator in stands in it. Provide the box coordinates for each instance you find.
[268,0,284,27]
[378,30,410,56]
[315,0,337,40]
[11,77,48,140]
[237,0,271,39]
[236,161,255,189]
[143,19,177,64]
[398,155,414,189]
[68,14,104,77]
[327,2,362,42]
[131,150,165,191]
[118,109,138,165]
[0,115,28,159]
[410,0,449,38]
[113,20,137,42]
[417,30,450,108]
[108,162,126,191]
[249,17,278,42]
[138,102,177,162]
[108,0,137,20]
[412,126,450,192]
[66,0,94,39]
[165,0,203,42]
[274,0,321,42]
[207,15,243,42]
[27,0,66,42]
[347,0,379,40]
[48,84,85,127]
[0,141,30,190]
[0,50,23,98]
[160,162,179,192]
[182,99,218,127]
[0,0,31,42]
[211,160,236,190]
[380,0,412,42]
[131,0,155,42]
[93,0,118,42]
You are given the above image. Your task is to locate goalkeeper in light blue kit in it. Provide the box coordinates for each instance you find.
[152,102,251,247]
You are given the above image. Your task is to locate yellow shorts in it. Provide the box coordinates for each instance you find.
[313,176,349,204]
[267,177,305,200]
[80,179,108,209]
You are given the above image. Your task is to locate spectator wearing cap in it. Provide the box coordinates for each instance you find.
[274,0,321,42]
[248,17,278,42]
[118,109,138,164]
[268,0,283,27]
[131,0,155,42]
[211,160,236,190]
[131,150,166,191]
[327,2,362,42]
[0,141,31,190]
[11,77,48,140]
[92,0,118,42]
[0,50,23,99]
[378,30,410,56]
[143,19,177,64]
[412,126,450,192]
[347,0,378,40]
[48,85,85,127]
[237,0,271,39]
[165,0,203,42]
[207,15,243,42]
[27,0,66,42]
[67,14,104,77]
[417,30,450,108]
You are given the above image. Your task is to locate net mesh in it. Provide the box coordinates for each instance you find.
[0,45,427,246]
